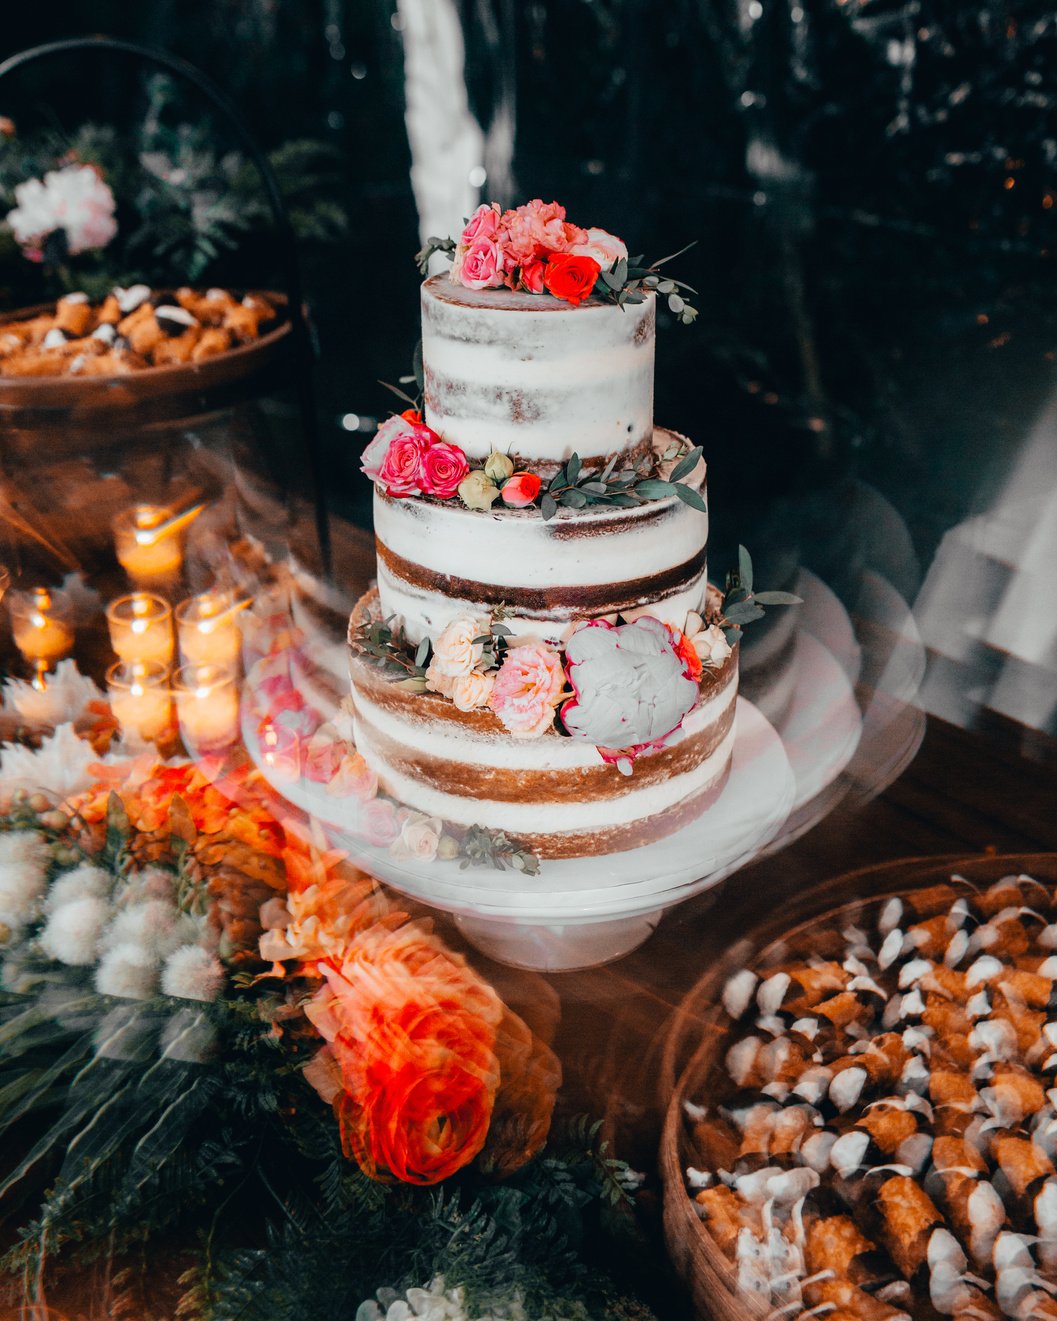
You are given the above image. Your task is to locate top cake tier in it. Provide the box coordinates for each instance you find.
[421,275,655,472]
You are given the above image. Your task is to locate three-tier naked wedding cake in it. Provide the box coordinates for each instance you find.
[348,200,742,860]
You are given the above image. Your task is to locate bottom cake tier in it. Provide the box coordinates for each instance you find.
[347,586,740,859]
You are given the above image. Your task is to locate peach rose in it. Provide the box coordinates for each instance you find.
[489,643,565,738]
[459,237,503,290]
[326,751,378,802]
[499,199,585,269]
[389,811,442,862]
[450,669,495,712]
[500,472,542,508]
[428,616,489,678]
[570,226,628,271]
[685,612,733,667]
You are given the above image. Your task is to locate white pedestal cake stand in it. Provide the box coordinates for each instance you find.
[243,696,795,972]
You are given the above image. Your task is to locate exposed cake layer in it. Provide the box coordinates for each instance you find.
[348,590,739,859]
[421,276,655,470]
[375,428,707,647]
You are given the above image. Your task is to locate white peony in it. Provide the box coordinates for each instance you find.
[0,830,51,933]
[45,863,110,913]
[160,944,225,1002]
[0,723,98,804]
[95,942,159,1000]
[39,894,111,965]
[7,164,118,258]
[561,617,699,752]
[1,660,103,729]
[569,226,628,271]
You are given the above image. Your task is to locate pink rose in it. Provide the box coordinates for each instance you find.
[460,202,501,245]
[489,643,566,739]
[360,796,400,847]
[378,432,428,497]
[421,441,470,499]
[500,472,542,508]
[570,226,628,271]
[519,257,547,293]
[459,238,503,290]
[362,411,436,497]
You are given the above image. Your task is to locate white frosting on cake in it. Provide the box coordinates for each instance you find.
[421,276,655,465]
[352,693,737,837]
[374,434,708,645]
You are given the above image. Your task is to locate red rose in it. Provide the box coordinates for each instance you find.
[500,472,542,507]
[421,441,470,499]
[543,253,601,305]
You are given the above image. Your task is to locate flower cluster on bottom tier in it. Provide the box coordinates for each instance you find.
[347,586,739,860]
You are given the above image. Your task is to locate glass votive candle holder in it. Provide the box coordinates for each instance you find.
[259,720,302,782]
[176,592,244,668]
[8,586,75,676]
[106,592,174,668]
[113,504,184,589]
[107,660,172,747]
[173,663,239,757]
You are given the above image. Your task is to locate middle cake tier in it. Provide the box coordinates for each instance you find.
[374,426,707,647]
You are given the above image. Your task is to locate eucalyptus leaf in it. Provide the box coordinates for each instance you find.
[634,479,676,499]
[567,453,582,485]
[414,638,430,667]
[668,293,685,314]
[674,483,707,513]
[753,591,804,606]
[670,445,703,482]
[738,545,754,594]
[541,493,558,521]
[724,601,766,626]
[601,269,624,291]
[560,489,588,508]
[579,481,608,495]
[607,493,640,507]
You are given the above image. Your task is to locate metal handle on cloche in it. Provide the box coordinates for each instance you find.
[0,34,331,574]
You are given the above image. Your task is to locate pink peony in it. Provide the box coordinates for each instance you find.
[421,441,470,499]
[360,796,401,847]
[460,202,501,245]
[459,238,503,290]
[489,644,566,739]
[7,164,117,260]
[561,617,700,769]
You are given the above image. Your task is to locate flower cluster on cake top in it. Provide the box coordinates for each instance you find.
[417,197,699,321]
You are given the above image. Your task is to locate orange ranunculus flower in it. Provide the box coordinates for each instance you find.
[305,923,504,1184]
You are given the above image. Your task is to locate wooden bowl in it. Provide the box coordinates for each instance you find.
[0,292,292,457]
[659,851,1057,1321]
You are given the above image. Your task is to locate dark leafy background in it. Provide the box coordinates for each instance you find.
[2,0,1055,581]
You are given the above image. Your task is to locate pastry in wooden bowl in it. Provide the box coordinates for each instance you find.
[660,853,1057,1321]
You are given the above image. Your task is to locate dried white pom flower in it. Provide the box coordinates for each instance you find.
[44,863,110,913]
[0,830,50,930]
[102,900,198,959]
[95,942,158,999]
[39,894,110,965]
[161,944,224,1002]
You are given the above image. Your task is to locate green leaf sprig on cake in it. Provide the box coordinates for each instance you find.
[360,413,704,517]
[415,197,699,323]
[717,546,804,650]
